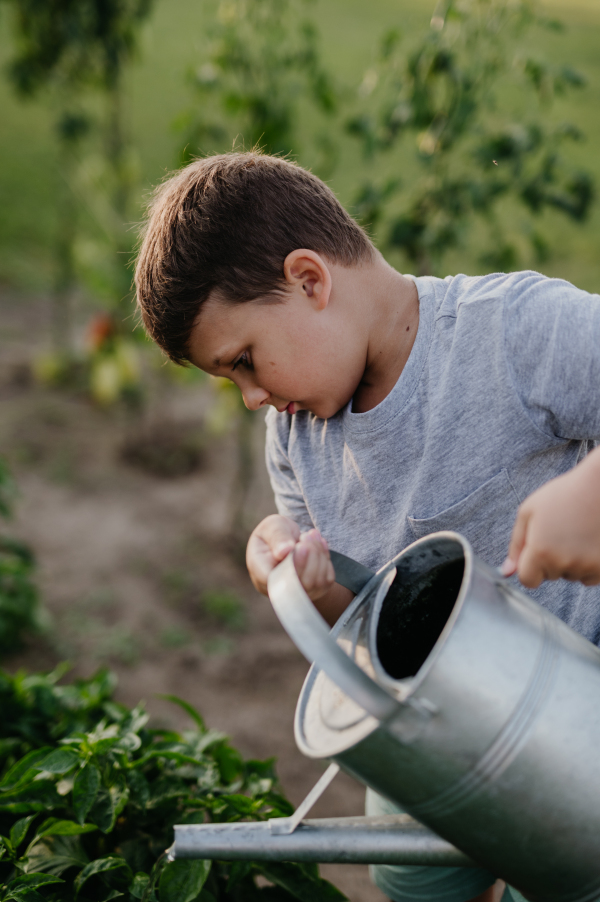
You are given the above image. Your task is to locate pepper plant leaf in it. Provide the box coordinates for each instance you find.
[260,863,349,902]
[74,856,132,897]
[158,858,211,902]
[9,815,37,849]
[73,763,101,825]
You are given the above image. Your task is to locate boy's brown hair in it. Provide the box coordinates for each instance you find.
[135,151,374,365]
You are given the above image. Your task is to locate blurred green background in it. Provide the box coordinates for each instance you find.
[0,11,598,898]
[1,0,599,296]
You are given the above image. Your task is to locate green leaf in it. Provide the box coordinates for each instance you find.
[35,818,97,838]
[135,750,208,770]
[3,889,47,902]
[129,872,150,899]
[10,816,37,849]
[89,782,129,833]
[158,859,211,902]
[6,874,64,891]
[74,856,131,897]
[25,834,89,876]
[0,749,53,791]
[127,770,149,808]
[37,748,80,774]
[73,764,100,825]
[259,863,348,902]
[211,743,243,783]
[0,779,63,813]
[158,695,205,732]
[215,793,261,816]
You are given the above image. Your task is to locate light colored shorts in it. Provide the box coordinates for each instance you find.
[366,790,528,902]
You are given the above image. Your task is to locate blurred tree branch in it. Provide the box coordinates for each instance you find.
[347,0,595,275]
[3,0,154,352]
[177,0,339,175]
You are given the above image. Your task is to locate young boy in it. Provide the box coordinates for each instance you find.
[135,151,600,902]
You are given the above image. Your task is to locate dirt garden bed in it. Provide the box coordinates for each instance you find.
[0,290,386,902]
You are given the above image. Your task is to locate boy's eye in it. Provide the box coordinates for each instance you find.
[232,352,252,372]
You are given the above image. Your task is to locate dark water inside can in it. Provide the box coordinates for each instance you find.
[376,558,465,679]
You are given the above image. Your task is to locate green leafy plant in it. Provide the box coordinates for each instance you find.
[0,666,346,901]
[178,0,337,167]
[347,0,595,274]
[0,459,42,657]
[4,0,154,370]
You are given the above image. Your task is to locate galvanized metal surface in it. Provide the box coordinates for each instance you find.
[173,814,476,866]
[268,762,340,835]
[268,559,400,722]
[268,533,600,902]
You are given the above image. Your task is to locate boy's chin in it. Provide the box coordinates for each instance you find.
[306,400,347,420]
[275,396,348,420]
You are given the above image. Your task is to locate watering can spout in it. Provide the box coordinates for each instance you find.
[171,814,476,867]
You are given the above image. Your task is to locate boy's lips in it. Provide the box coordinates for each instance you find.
[275,402,297,414]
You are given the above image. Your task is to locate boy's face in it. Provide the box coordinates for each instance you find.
[188,252,368,419]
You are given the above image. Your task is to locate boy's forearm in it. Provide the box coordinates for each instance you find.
[580,444,600,478]
[312,582,355,627]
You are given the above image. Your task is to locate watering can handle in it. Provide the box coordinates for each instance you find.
[328,550,375,596]
[267,552,403,722]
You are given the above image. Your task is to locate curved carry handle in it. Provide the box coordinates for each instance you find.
[328,550,375,597]
[267,552,403,722]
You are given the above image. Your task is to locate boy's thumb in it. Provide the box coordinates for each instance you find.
[504,505,530,575]
[273,540,295,561]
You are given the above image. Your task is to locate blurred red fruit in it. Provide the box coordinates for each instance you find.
[87,314,116,351]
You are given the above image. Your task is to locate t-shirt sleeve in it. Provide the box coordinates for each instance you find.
[265,409,315,531]
[503,272,600,440]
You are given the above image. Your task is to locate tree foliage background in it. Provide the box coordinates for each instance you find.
[0,2,598,898]
[1,0,597,313]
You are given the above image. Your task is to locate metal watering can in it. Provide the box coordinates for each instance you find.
[173,532,600,902]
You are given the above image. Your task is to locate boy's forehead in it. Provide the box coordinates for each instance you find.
[189,290,291,369]
[188,299,250,369]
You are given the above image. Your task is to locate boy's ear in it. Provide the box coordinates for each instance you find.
[283,249,332,310]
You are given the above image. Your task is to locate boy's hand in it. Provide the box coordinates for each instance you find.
[246,515,335,600]
[503,449,600,588]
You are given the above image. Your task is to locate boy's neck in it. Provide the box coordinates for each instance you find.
[344,256,419,414]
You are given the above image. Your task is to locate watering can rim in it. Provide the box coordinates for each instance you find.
[268,530,483,742]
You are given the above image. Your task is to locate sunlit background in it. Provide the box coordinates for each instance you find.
[0,2,598,898]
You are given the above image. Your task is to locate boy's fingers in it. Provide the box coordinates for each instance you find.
[246,515,301,595]
[293,537,334,600]
[516,545,545,589]
[500,557,517,577]
[295,539,321,586]
[293,541,309,577]
[257,516,300,562]
[273,540,295,562]
[505,505,530,574]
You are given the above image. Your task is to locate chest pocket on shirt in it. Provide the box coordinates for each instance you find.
[407,469,521,568]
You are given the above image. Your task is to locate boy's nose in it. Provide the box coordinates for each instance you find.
[242,384,270,411]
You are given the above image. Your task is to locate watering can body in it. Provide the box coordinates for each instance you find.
[268,532,600,902]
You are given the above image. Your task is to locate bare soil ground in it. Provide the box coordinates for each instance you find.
[0,291,387,902]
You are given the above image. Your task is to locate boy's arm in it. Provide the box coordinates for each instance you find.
[503,446,600,588]
[247,515,354,626]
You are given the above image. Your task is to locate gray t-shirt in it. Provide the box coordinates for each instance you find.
[265,271,600,645]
